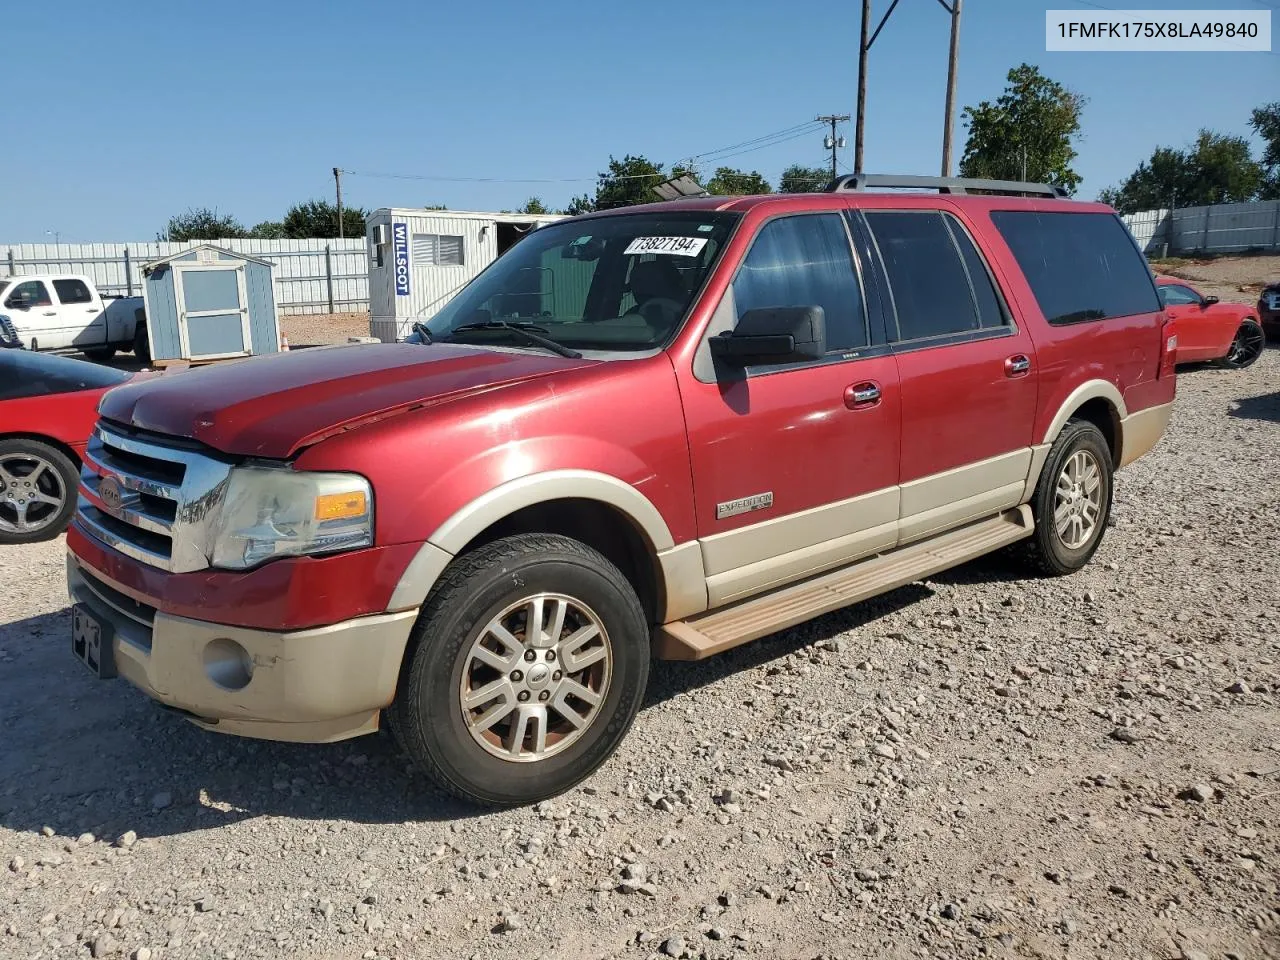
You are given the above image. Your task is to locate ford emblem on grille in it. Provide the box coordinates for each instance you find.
[99,476,124,512]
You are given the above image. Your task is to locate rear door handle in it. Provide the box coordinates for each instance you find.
[41,311,56,317]
[844,381,881,409]
[1005,354,1031,377]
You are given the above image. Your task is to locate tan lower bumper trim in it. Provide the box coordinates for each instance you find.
[1119,401,1173,468]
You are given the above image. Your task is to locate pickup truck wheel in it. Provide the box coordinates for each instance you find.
[83,346,116,362]
[1025,419,1113,576]
[389,533,649,807]
[0,439,78,545]
[132,325,151,364]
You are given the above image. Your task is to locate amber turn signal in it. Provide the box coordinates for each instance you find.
[313,490,368,521]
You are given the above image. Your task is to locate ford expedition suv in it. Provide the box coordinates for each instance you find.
[66,175,1177,806]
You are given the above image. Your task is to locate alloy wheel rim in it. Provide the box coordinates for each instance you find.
[1053,449,1102,550]
[1227,324,1264,367]
[459,592,612,762]
[0,454,65,534]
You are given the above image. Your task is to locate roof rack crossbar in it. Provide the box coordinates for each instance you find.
[824,173,1069,199]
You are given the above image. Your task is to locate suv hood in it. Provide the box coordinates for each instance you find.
[98,343,593,458]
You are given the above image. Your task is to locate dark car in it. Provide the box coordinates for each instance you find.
[1259,281,1280,337]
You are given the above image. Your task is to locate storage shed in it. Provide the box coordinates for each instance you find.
[141,244,281,362]
[366,209,565,342]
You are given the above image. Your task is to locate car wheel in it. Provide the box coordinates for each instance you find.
[83,346,116,363]
[1217,319,1265,370]
[0,439,79,545]
[1024,419,1113,576]
[133,325,151,365]
[388,533,650,807]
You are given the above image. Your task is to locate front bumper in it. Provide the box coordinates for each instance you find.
[67,553,418,743]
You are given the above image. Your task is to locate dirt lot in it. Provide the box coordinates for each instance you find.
[1151,253,1280,305]
[3,354,1278,960]
[280,312,372,346]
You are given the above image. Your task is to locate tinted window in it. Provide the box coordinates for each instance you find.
[1159,283,1201,306]
[0,349,129,401]
[733,214,867,352]
[991,211,1161,325]
[5,281,52,308]
[865,211,1004,341]
[53,279,93,304]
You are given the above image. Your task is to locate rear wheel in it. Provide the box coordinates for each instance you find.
[1217,319,1265,370]
[1024,419,1113,576]
[388,533,650,807]
[82,346,116,363]
[132,324,151,365]
[0,439,78,544]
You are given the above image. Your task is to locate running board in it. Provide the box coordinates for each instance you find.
[654,506,1034,661]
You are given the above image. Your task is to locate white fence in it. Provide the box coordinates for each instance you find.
[1122,200,1280,256]
[2,238,370,315]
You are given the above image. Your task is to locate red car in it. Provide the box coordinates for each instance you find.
[67,175,1177,805]
[0,350,133,544]
[1156,276,1266,369]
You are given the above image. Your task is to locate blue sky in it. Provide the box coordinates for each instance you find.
[4,0,1277,240]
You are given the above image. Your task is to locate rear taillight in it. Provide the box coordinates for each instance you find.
[1158,317,1177,379]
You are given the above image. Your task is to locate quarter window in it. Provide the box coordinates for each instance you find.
[1158,284,1201,306]
[864,211,1005,342]
[412,234,465,267]
[732,214,868,352]
[991,211,1161,325]
[53,279,93,304]
[4,280,52,309]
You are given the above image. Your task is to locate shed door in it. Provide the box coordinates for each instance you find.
[173,263,251,359]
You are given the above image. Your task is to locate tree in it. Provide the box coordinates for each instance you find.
[248,220,285,239]
[593,154,666,209]
[959,63,1086,194]
[561,194,595,216]
[158,207,246,242]
[706,167,772,196]
[779,164,830,193]
[1099,132,1264,213]
[281,199,368,238]
[1250,101,1280,199]
[518,197,550,215]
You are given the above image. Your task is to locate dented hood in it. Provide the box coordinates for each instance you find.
[97,343,592,458]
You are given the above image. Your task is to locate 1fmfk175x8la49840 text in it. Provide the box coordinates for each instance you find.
[1058,19,1260,38]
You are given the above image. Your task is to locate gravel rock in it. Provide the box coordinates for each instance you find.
[1179,784,1215,803]
[661,936,687,957]
[114,831,137,848]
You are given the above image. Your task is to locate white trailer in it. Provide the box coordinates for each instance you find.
[365,208,564,343]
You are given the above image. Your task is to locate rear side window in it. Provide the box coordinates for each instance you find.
[991,211,1160,325]
[53,279,93,304]
[733,213,868,352]
[864,211,1006,342]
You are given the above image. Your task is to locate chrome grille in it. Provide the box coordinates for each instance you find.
[77,423,234,572]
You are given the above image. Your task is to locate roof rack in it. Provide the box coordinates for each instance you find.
[824,173,1069,199]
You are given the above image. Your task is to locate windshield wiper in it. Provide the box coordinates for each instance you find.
[447,320,582,359]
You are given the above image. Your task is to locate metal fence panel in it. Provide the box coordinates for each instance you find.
[1122,200,1280,255]
[2,238,370,315]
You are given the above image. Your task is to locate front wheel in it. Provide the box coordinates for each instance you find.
[1024,419,1114,576]
[388,533,650,807]
[82,345,116,363]
[0,439,79,544]
[1217,319,1265,370]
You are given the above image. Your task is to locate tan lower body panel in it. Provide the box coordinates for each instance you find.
[1118,401,1173,468]
[654,506,1033,661]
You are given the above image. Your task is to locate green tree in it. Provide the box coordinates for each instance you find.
[1250,101,1280,199]
[779,164,830,193]
[518,197,550,215]
[1100,132,1264,213]
[959,63,1086,193]
[561,194,595,216]
[158,207,246,242]
[281,199,369,238]
[248,220,286,239]
[423,204,448,210]
[706,166,772,195]
[593,154,666,209]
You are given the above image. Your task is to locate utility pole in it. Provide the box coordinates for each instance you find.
[817,115,850,180]
[940,0,962,177]
[333,167,344,240]
[855,0,903,175]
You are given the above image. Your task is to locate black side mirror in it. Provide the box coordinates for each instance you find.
[709,306,827,366]
[6,299,29,311]
[1202,295,1219,306]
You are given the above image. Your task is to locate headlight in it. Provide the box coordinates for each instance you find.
[210,466,373,570]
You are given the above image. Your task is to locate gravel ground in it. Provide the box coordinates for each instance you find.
[280,312,372,346]
[3,354,1279,960]
[1152,254,1280,303]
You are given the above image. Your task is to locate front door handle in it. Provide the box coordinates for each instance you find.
[1005,354,1031,377]
[844,381,881,409]
[41,311,56,317]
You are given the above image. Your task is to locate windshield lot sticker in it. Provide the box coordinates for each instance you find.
[624,236,708,257]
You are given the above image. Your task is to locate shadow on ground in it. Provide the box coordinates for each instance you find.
[0,577,935,840]
[1228,389,1280,424]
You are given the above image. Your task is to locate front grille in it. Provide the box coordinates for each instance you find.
[76,422,234,572]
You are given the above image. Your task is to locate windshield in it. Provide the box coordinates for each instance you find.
[424,210,740,353]
[0,349,130,401]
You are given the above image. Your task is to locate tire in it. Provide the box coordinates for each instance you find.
[1216,319,1265,370]
[388,533,650,807]
[132,324,151,365]
[82,346,116,363]
[0,439,79,545]
[1024,419,1113,576]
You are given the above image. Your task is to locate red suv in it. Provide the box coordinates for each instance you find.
[65,175,1176,806]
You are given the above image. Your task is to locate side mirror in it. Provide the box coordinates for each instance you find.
[709,306,826,366]
[1202,295,1219,306]
[5,299,29,311]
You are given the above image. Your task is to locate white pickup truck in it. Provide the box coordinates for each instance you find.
[0,274,149,362]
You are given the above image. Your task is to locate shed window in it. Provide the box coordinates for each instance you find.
[412,234,465,267]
